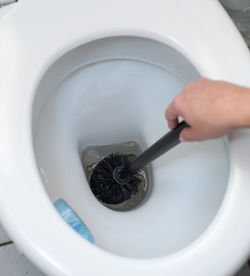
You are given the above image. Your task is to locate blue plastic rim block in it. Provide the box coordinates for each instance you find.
[54,199,94,243]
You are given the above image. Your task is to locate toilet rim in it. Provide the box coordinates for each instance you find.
[1,0,250,275]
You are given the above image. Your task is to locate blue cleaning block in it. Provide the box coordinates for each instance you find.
[54,199,94,243]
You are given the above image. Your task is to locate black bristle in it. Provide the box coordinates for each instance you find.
[90,154,141,205]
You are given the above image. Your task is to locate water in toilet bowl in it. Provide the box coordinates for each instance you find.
[81,141,151,211]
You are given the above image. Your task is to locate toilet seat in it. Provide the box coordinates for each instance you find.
[1,0,250,275]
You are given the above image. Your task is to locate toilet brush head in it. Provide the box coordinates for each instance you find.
[90,154,141,205]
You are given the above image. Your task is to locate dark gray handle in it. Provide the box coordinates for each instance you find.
[128,121,189,174]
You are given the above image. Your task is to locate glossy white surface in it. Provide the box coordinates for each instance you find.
[0,224,10,244]
[0,237,248,276]
[0,0,250,275]
[34,48,228,258]
[1,222,249,275]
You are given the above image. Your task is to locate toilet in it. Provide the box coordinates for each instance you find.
[1,0,250,275]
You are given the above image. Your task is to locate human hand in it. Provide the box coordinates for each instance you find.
[165,78,250,141]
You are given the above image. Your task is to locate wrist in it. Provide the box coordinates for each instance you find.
[233,87,250,128]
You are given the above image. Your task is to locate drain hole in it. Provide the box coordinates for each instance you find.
[81,141,151,211]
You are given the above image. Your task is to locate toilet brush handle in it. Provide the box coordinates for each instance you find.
[128,121,189,174]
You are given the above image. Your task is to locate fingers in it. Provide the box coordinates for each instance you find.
[165,101,179,129]
[165,94,184,129]
[179,127,199,142]
[179,127,205,142]
[179,128,194,142]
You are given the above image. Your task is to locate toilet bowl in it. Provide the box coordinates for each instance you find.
[1,0,250,275]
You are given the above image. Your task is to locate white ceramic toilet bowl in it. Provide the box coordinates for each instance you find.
[1,0,250,275]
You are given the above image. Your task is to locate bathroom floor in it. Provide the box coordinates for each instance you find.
[0,222,248,276]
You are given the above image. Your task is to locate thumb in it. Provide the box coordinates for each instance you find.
[179,127,199,142]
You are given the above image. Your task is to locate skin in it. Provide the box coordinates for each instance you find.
[165,78,250,142]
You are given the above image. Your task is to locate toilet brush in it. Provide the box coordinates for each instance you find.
[90,121,188,205]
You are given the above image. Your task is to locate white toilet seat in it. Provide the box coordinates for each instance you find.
[1,0,250,275]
